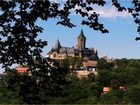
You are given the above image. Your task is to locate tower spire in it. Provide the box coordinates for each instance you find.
[54,38,61,50]
[77,29,86,50]
[79,29,85,37]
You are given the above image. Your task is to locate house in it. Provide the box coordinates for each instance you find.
[76,70,97,78]
[103,86,128,94]
[119,86,128,91]
[83,60,98,71]
[16,67,28,73]
[103,87,110,93]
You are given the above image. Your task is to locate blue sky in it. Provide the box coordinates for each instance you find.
[0,1,139,73]
[36,1,140,59]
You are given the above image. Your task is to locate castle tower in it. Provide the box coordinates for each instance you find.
[77,29,86,50]
[54,38,61,52]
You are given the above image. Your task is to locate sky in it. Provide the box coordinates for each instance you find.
[36,1,140,59]
[1,0,140,73]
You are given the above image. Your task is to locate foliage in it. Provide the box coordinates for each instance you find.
[48,75,101,104]
[0,0,139,69]
[60,56,83,71]
[97,58,114,70]
[99,59,140,104]
[0,0,139,104]
[127,82,140,104]
[100,89,126,104]
[6,60,68,104]
[1,58,140,104]
[0,72,19,104]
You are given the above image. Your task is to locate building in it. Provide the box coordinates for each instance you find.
[103,86,128,94]
[16,66,32,76]
[16,66,28,73]
[76,70,98,78]
[103,87,110,94]
[47,29,99,77]
[47,29,99,64]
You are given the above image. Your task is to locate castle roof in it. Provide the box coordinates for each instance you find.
[59,47,78,54]
[47,30,98,60]
[78,29,86,38]
[54,39,61,49]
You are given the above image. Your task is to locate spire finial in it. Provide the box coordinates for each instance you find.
[54,38,61,49]
[80,29,84,35]
[79,29,85,38]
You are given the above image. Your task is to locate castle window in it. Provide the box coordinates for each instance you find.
[53,53,56,58]
[58,55,61,58]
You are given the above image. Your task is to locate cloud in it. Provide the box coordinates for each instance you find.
[74,4,132,19]
[93,6,132,19]
[50,0,58,3]
[50,1,132,19]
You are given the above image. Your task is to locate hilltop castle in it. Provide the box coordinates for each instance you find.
[47,29,99,61]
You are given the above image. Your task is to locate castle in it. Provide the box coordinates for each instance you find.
[16,30,99,77]
[47,29,99,61]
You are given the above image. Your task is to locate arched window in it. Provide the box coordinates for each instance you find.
[53,53,56,58]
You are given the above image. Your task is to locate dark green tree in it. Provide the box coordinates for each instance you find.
[0,75,19,104]
[127,83,140,104]
[60,56,83,71]
[97,58,114,70]
[100,89,126,104]
[6,62,68,104]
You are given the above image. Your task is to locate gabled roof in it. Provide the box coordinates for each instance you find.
[83,61,97,67]
[88,55,99,60]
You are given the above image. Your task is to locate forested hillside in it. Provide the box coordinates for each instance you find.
[1,58,140,104]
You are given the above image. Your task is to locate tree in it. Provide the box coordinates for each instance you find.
[97,70,112,87]
[97,58,114,70]
[60,56,83,71]
[100,89,126,104]
[127,83,140,104]
[0,76,19,104]
[6,62,68,104]
[0,0,139,69]
[0,0,139,104]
